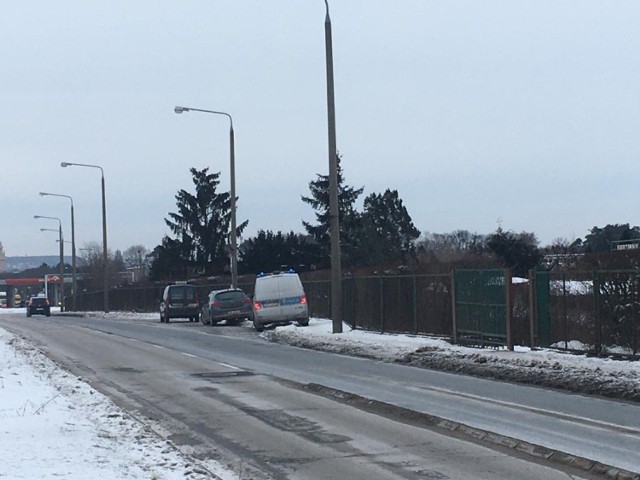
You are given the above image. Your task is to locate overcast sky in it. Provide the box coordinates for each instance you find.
[2,1,640,258]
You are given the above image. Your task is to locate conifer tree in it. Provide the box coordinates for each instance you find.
[163,167,247,276]
[301,154,363,267]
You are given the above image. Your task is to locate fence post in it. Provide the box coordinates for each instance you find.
[451,270,458,344]
[563,274,568,350]
[528,269,536,349]
[505,269,513,351]
[379,277,385,333]
[593,270,601,355]
[634,276,638,356]
[412,276,418,334]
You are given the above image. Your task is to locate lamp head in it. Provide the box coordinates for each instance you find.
[34,215,41,219]
[174,106,188,114]
[39,192,46,197]
[60,162,70,168]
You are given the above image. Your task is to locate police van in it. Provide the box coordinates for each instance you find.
[252,270,309,332]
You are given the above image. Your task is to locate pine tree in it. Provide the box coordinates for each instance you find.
[486,228,541,276]
[148,236,188,281]
[164,167,247,276]
[301,154,363,267]
[358,189,420,265]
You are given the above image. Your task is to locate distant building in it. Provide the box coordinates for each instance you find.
[0,242,6,273]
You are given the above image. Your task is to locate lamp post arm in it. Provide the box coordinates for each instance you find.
[61,162,104,176]
[175,107,233,130]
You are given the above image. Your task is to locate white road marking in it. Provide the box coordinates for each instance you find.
[218,362,241,371]
[413,384,640,435]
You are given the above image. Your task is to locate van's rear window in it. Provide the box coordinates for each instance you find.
[170,286,195,300]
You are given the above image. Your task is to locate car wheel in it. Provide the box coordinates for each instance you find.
[253,318,264,332]
[26,312,31,317]
[297,318,309,327]
[46,311,51,317]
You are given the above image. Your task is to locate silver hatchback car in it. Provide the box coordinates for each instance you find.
[201,288,253,326]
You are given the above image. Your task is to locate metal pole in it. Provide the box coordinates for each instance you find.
[59,224,65,312]
[229,125,238,289]
[101,172,109,313]
[70,202,77,311]
[324,0,342,334]
[505,269,513,351]
[528,269,536,349]
[60,163,108,312]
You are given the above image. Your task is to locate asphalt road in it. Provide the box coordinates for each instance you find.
[2,312,638,479]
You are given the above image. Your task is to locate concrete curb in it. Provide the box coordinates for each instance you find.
[301,382,640,480]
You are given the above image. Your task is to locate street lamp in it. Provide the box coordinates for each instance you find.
[61,162,109,313]
[35,215,64,311]
[323,1,342,333]
[40,192,77,311]
[174,106,238,289]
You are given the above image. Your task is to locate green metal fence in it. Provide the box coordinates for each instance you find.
[68,269,640,357]
[453,269,510,347]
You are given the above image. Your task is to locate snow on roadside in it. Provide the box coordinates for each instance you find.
[0,326,230,480]
[262,318,640,401]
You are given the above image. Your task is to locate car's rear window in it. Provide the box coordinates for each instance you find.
[216,291,245,301]
[31,298,47,305]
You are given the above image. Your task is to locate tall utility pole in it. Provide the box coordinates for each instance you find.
[61,162,109,312]
[324,0,342,333]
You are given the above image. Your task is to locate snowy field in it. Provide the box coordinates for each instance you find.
[2,307,640,478]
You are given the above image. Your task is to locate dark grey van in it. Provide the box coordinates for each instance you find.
[159,283,200,323]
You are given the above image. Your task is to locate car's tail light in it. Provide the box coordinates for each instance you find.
[254,301,262,310]
[300,295,307,305]
[242,297,252,304]
[211,301,221,308]
[45,299,50,305]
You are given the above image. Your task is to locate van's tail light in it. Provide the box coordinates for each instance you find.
[300,295,307,305]
[254,301,262,311]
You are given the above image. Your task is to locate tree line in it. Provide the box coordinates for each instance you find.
[147,157,422,280]
[144,158,640,281]
[19,157,635,285]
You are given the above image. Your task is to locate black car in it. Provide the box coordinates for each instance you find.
[201,288,253,326]
[159,283,200,323]
[27,297,51,317]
